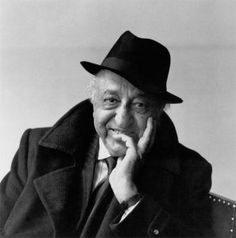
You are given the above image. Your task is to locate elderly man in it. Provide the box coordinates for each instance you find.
[0,31,213,237]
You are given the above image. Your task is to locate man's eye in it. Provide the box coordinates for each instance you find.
[104,97,119,105]
[135,103,145,108]
[133,102,149,113]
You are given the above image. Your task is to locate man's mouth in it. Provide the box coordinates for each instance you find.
[110,128,123,134]
[109,128,135,137]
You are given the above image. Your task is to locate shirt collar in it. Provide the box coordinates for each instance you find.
[98,138,111,160]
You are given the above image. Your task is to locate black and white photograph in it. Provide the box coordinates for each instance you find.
[0,1,235,237]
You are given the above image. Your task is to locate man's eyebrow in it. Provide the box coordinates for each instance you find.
[134,94,159,105]
[102,90,153,101]
[135,93,146,98]
[137,92,158,100]
[134,93,152,100]
[103,89,118,95]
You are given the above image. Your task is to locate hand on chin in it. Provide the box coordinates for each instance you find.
[108,139,127,158]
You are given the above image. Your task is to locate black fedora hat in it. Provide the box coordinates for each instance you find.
[81,31,183,104]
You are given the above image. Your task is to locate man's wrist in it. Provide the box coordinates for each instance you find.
[120,193,144,210]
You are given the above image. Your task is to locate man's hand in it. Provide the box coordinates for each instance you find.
[109,117,156,204]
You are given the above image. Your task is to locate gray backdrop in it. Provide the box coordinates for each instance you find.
[0,0,235,199]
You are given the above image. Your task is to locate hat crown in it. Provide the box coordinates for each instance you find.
[104,31,170,87]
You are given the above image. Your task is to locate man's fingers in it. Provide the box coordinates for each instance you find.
[148,117,157,150]
[113,133,136,150]
[138,117,154,154]
[113,133,140,159]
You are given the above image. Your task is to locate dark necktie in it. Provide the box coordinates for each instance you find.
[105,156,117,175]
[92,156,117,198]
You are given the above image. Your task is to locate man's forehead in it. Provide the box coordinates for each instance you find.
[95,69,143,95]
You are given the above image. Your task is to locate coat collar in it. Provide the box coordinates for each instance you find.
[39,99,96,157]
[38,99,180,175]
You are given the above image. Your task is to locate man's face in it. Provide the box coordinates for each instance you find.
[92,70,160,157]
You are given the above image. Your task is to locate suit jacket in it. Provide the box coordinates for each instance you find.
[0,99,213,238]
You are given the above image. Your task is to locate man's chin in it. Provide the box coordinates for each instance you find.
[107,144,127,157]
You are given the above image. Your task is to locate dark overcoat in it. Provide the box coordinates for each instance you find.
[0,99,213,238]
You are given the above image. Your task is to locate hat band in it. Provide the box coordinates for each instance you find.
[102,57,139,77]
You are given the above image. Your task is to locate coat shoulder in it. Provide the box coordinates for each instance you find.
[177,143,212,188]
[16,127,51,156]
[19,127,51,149]
[16,128,51,175]
[178,143,211,169]
[27,127,51,141]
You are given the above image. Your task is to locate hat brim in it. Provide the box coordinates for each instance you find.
[81,61,183,104]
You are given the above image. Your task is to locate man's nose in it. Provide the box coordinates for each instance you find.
[114,104,134,129]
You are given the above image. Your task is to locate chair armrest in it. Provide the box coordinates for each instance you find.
[209,192,236,238]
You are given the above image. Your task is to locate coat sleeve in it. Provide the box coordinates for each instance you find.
[110,156,213,237]
[0,129,31,234]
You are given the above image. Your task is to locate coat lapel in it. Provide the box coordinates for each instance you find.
[33,137,98,234]
[76,135,99,226]
[34,100,98,234]
[34,166,82,234]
